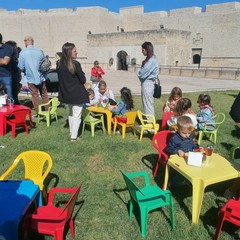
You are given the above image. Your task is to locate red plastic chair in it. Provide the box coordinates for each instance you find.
[6,109,33,138]
[214,198,240,240]
[162,112,175,130]
[24,186,81,240]
[152,130,174,177]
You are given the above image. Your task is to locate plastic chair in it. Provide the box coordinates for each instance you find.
[162,112,175,130]
[6,108,33,138]
[120,170,175,238]
[81,108,106,137]
[198,113,226,145]
[113,110,137,139]
[137,110,159,141]
[38,97,60,127]
[152,130,175,177]
[214,198,240,240]
[0,150,53,204]
[24,185,81,240]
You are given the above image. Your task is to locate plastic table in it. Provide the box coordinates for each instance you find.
[88,106,112,134]
[163,153,240,224]
[0,105,32,136]
[0,180,41,240]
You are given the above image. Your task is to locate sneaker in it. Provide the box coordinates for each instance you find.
[32,114,38,119]
[32,114,44,120]
[147,129,155,134]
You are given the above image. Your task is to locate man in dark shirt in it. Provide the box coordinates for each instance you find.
[0,33,13,100]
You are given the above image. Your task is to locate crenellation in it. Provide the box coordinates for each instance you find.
[169,7,202,17]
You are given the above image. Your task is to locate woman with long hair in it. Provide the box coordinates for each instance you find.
[137,42,159,119]
[58,42,89,141]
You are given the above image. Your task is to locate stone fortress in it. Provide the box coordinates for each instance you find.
[1,1,240,79]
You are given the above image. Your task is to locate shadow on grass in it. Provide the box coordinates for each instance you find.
[44,172,59,190]
[231,125,240,139]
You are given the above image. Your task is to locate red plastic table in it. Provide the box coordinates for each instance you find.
[0,105,32,136]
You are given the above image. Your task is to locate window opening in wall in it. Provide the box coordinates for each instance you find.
[117,26,119,31]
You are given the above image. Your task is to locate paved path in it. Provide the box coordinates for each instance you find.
[85,70,240,96]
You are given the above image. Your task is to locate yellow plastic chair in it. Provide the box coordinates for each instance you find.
[81,108,106,137]
[38,98,60,127]
[198,113,225,145]
[113,110,137,139]
[0,150,53,204]
[137,110,159,141]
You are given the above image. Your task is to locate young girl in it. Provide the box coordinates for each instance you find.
[164,87,182,112]
[95,80,115,107]
[108,87,134,122]
[167,98,197,129]
[196,93,215,130]
[84,88,98,108]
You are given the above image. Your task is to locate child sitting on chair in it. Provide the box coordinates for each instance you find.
[196,93,215,130]
[166,116,199,157]
[163,87,182,112]
[84,88,98,108]
[108,87,134,123]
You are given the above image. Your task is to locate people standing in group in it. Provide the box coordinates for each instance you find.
[163,87,182,112]
[0,33,13,101]
[137,42,159,119]
[90,60,105,91]
[5,40,21,105]
[18,36,49,117]
[57,42,89,142]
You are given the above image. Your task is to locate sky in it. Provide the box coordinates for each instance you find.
[0,0,238,12]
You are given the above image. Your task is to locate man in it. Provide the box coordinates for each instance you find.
[18,36,49,117]
[0,33,13,100]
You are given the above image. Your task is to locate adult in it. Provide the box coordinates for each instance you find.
[0,33,13,101]
[5,40,21,105]
[57,42,89,141]
[90,60,105,91]
[229,92,240,128]
[137,42,159,119]
[18,36,49,117]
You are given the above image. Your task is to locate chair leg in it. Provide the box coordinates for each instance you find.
[46,115,50,127]
[69,217,75,238]
[12,124,16,138]
[24,124,29,135]
[153,162,159,177]
[90,123,95,137]
[140,207,148,238]
[121,125,126,139]
[113,120,117,135]
[101,116,106,133]
[81,123,85,136]
[139,129,144,142]
[198,131,203,145]
[214,212,225,240]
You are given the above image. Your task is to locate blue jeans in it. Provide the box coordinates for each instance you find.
[0,76,13,100]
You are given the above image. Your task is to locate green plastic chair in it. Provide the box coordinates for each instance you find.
[230,146,240,164]
[38,97,60,127]
[120,170,175,238]
[198,112,226,145]
[81,108,106,137]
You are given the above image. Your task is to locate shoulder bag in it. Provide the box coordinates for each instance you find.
[153,76,162,99]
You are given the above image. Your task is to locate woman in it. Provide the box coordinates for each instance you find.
[90,60,105,91]
[137,42,159,118]
[58,42,89,141]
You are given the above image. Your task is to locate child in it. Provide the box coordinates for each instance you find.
[95,80,115,107]
[84,88,98,108]
[164,87,182,112]
[167,98,198,129]
[108,87,134,121]
[196,93,215,130]
[166,116,199,157]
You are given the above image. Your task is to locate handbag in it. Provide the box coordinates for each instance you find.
[90,76,100,83]
[153,77,162,99]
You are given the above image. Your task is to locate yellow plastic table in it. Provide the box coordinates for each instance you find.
[163,153,240,224]
[88,106,112,134]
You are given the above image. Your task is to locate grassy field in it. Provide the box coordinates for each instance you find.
[0,90,239,240]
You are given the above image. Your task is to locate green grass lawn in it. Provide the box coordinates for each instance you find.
[0,90,239,240]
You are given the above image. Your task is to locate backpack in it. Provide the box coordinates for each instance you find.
[39,55,51,73]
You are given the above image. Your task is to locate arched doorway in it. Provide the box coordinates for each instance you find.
[117,51,128,70]
[193,54,201,64]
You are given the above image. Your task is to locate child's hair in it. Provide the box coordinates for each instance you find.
[197,93,211,105]
[87,88,95,96]
[98,80,107,89]
[169,87,182,100]
[177,115,194,131]
[120,87,134,110]
[175,98,192,116]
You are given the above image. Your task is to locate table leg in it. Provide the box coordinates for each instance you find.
[0,114,6,136]
[105,111,112,134]
[163,164,170,190]
[192,180,205,224]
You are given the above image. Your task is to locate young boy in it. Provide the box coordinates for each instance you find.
[84,88,98,108]
[166,115,199,157]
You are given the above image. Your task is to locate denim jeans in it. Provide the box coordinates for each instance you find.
[0,76,13,100]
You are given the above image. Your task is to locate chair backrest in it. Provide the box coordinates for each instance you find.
[152,130,174,164]
[213,113,226,130]
[120,170,144,203]
[125,110,138,125]
[16,150,53,190]
[59,186,81,221]
[49,98,60,114]
[162,112,175,130]
[82,108,91,121]
[9,109,31,124]
[137,110,156,126]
